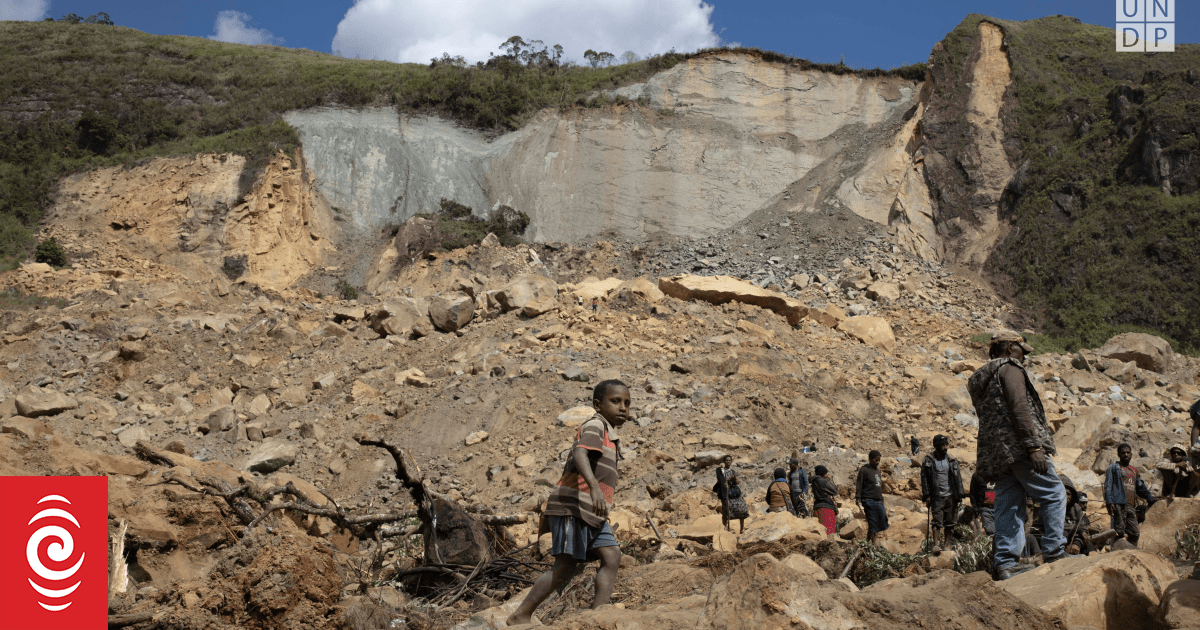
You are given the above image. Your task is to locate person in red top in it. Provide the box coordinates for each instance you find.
[508,380,630,625]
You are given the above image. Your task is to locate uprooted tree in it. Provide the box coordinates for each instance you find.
[136,437,532,605]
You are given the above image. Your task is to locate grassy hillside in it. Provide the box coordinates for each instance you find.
[927,15,1200,353]
[0,21,924,269]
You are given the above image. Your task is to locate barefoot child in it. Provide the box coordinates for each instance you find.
[507,380,630,625]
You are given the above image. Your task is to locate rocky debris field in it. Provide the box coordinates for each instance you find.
[5,208,1200,629]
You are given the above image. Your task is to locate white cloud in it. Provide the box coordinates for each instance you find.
[209,10,283,46]
[0,0,50,21]
[331,0,719,64]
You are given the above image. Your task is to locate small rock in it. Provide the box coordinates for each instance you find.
[15,386,79,418]
[312,372,337,390]
[244,441,298,473]
[118,341,149,362]
[515,454,536,468]
[465,431,489,446]
[557,406,596,427]
[562,366,590,382]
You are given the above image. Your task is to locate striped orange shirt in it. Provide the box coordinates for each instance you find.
[544,414,620,528]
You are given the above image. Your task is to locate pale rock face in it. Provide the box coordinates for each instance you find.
[285,53,917,244]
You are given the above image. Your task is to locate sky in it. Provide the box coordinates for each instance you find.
[0,0,1194,69]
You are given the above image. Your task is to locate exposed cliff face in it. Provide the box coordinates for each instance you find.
[285,52,920,244]
[47,151,337,289]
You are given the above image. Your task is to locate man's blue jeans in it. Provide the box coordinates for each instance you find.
[993,458,1066,570]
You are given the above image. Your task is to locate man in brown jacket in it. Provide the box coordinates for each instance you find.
[968,331,1074,581]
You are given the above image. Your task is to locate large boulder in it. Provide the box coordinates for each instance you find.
[836,316,897,353]
[368,298,427,337]
[737,512,826,545]
[243,440,298,473]
[1098,332,1173,373]
[1140,497,1200,556]
[698,553,856,630]
[658,275,808,326]
[494,273,558,313]
[1157,579,1200,629]
[1001,550,1178,630]
[703,432,752,449]
[671,350,739,377]
[917,374,972,412]
[429,294,474,332]
[865,281,900,302]
[569,277,623,302]
[15,386,79,418]
[1053,406,1113,450]
[618,276,665,302]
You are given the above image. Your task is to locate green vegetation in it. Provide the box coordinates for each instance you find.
[34,237,66,267]
[933,16,1200,354]
[414,198,529,252]
[337,279,359,301]
[0,287,68,310]
[1175,523,1200,560]
[0,20,925,270]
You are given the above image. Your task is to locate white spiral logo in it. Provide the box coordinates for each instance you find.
[26,494,85,612]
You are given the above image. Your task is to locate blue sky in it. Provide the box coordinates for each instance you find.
[3,0,1194,69]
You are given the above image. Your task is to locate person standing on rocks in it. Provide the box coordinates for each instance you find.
[968,471,997,536]
[591,296,599,314]
[968,331,1073,581]
[812,465,839,535]
[911,435,920,457]
[507,380,630,625]
[921,435,964,551]
[713,455,749,533]
[766,467,796,515]
[1103,443,1155,546]
[1156,445,1199,499]
[787,456,810,517]
[856,450,888,544]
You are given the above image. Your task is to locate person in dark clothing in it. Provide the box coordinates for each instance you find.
[921,434,965,550]
[911,435,920,456]
[788,457,810,517]
[713,455,749,533]
[1104,443,1155,546]
[856,450,888,543]
[812,465,839,535]
[1064,491,1095,555]
[969,472,997,536]
[1156,445,1199,499]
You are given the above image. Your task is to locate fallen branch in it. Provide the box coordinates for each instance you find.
[645,515,664,540]
[839,547,864,580]
[108,611,153,628]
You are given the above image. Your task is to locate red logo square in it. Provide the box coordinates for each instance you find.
[0,476,109,630]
